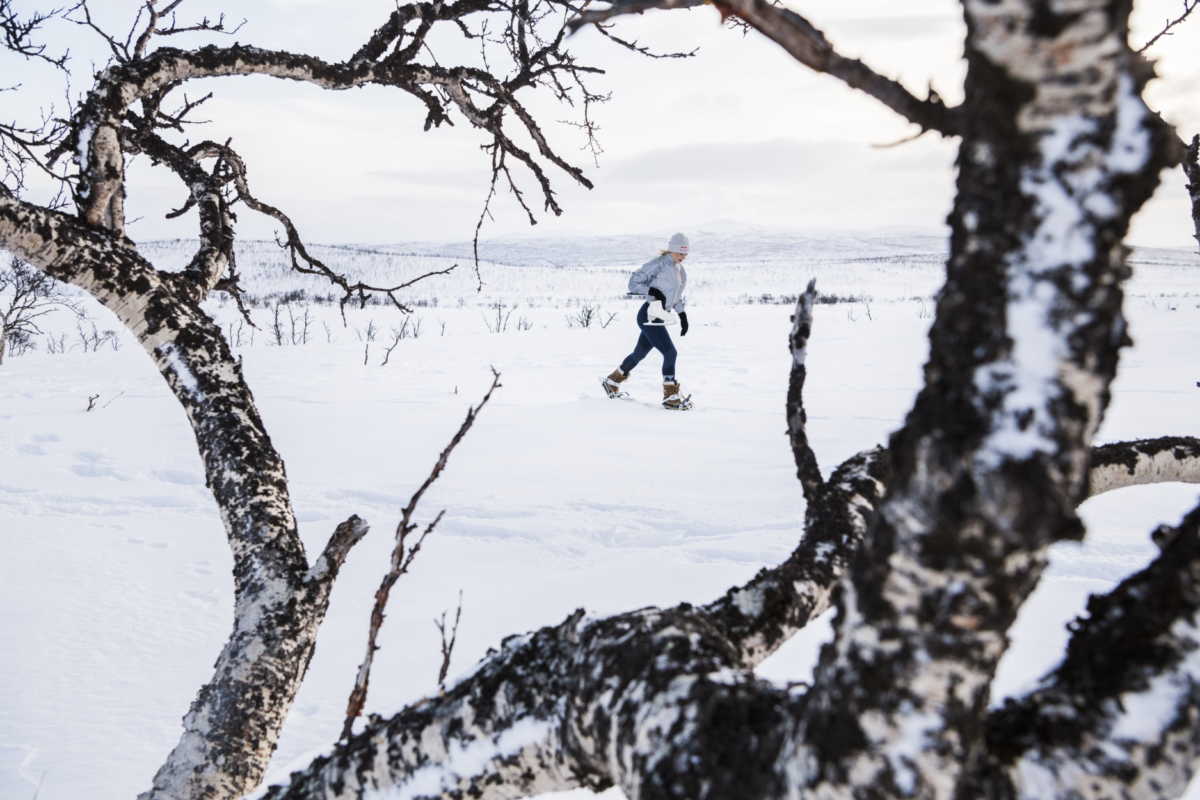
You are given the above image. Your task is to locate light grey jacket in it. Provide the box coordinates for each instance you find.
[627,254,688,312]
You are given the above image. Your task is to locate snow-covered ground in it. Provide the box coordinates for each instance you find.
[2,231,1200,799]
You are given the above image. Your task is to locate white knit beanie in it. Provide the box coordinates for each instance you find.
[667,232,690,255]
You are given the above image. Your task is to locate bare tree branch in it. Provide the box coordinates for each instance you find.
[570,0,961,136]
[341,370,503,741]
[184,140,457,315]
[67,1,132,63]
[1136,0,1200,54]
[0,0,70,67]
[307,515,371,587]
[126,129,234,297]
[57,2,600,236]
[0,255,82,363]
[1089,436,1200,496]
[786,279,823,503]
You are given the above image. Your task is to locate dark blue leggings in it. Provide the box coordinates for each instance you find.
[620,302,677,379]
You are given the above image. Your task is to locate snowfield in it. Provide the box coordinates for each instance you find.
[2,230,1200,799]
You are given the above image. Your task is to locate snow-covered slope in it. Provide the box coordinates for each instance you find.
[2,231,1199,799]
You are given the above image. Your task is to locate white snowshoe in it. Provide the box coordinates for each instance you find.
[663,394,693,411]
[601,371,631,400]
[662,382,693,411]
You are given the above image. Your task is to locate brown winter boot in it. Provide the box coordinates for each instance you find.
[601,368,628,398]
[662,380,690,410]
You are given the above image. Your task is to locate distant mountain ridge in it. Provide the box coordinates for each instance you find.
[137,228,1197,270]
[130,230,1199,306]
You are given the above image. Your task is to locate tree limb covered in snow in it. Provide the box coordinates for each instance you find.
[1089,436,1200,496]
[976,497,1200,799]
[0,255,81,364]
[254,423,1200,799]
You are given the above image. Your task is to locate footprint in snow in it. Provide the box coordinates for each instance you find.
[138,494,190,510]
[72,451,128,480]
[184,589,217,605]
[153,469,203,486]
[125,536,168,549]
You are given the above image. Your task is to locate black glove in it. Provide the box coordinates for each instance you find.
[680,312,689,337]
[647,287,666,303]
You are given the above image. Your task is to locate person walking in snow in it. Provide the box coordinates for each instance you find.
[601,232,692,410]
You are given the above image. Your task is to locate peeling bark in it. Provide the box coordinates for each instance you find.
[256,602,804,800]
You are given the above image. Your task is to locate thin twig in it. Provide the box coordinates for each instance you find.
[340,370,503,740]
[1136,0,1199,54]
[435,590,464,691]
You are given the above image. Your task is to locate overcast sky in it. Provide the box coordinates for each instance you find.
[5,0,1200,247]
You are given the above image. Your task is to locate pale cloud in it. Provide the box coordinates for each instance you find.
[601,139,951,186]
